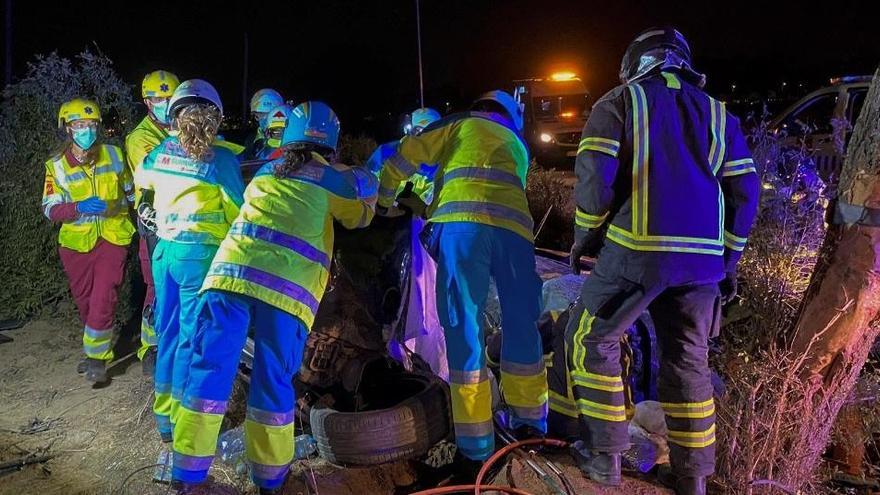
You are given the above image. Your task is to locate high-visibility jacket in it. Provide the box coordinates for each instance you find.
[42,144,135,253]
[135,136,245,245]
[378,112,534,241]
[367,140,434,203]
[125,115,169,206]
[574,71,760,283]
[202,153,377,328]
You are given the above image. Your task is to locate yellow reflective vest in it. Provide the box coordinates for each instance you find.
[135,136,245,245]
[378,112,534,241]
[125,116,169,206]
[42,145,136,253]
[202,153,377,328]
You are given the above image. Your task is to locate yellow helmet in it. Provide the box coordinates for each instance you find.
[142,70,180,99]
[57,98,101,128]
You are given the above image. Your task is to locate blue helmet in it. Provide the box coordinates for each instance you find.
[250,88,284,115]
[281,101,341,152]
[407,107,441,134]
[473,90,524,132]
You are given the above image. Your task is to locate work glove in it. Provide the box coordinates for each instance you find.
[570,229,605,275]
[377,204,407,218]
[76,196,107,215]
[719,271,738,305]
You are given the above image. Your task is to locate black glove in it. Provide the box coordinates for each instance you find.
[570,230,605,275]
[719,271,738,305]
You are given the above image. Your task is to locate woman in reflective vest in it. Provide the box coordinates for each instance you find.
[134,80,245,444]
[41,98,135,384]
[171,102,376,493]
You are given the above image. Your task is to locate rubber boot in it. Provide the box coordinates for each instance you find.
[84,358,108,383]
[570,440,622,486]
[76,357,88,375]
[658,464,708,495]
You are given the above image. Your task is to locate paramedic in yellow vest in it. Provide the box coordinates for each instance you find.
[135,80,245,443]
[125,69,180,376]
[171,101,376,492]
[377,91,548,466]
[42,98,135,384]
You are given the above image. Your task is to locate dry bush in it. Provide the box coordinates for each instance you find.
[526,164,575,250]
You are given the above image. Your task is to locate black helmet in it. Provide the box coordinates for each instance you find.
[619,27,705,87]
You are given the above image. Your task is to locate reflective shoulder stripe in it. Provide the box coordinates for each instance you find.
[709,98,727,175]
[627,83,650,237]
[575,208,608,229]
[285,163,359,200]
[661,72,681,89]
[723,230,748,251]
[387,152,418,177]
[577,137,620,157]
[721,158,756,177]
[228,222,330,269]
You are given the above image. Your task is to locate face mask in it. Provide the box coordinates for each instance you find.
[71,126,97,150]
[151,100,171,124]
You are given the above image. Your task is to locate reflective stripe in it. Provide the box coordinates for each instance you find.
[501,360,545,376]
[508,404,548,421]
[84,325,112,339]
[449,368,489,385]
[433,201,534,233]
[578,137,621,157]
[66,171,87,183]
[250,462,291,482]
[548,391,579,418]
[723,230,748,252]
[183,397,228,415]
[388,152,418,176]
[83,341,111,356]
[571,370,625,393]
[247,407,295,426]
[454,420,495,437]
[607,225,725,256]
[577,399,627,422]
[208,262,319,314]
[662,72,681,89]
[629,84,650,236]
[571,307,595,373]
[668,424,716,448]
[575,208,608,229]
[438,166,524,190]
[164,212,226,225]
[173,452,214,471]
[722,158,757,177]
[229,222,330,269]
[709,98,727,175]
[661,399,715,419]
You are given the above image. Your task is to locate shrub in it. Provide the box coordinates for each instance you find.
[526,164,575,251]
[337,134,378,168]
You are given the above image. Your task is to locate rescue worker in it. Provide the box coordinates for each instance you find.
[377,92,548,466]
[135,79,245,443]
[125,69,181,376]
[171,102,376,493]
[256,103,294,160]
[566,28,760,493]
[243,88,284,159]
[42,98,135,383]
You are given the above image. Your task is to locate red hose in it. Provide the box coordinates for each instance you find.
[474,438,569,495]
[409,485,533,495]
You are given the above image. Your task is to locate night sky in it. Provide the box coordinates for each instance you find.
[3,0,878,138]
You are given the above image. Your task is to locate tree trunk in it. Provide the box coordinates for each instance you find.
[786,67,880,475]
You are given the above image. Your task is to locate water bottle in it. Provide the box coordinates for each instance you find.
[217,427,246,462]
[294,434,317,459]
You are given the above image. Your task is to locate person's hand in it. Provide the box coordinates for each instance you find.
[76,196,107,215]
[377,204,407,218]
[719,271,738,305]
[570,230,604,275]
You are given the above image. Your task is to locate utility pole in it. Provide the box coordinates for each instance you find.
[4,0,12,87]
[242,31,249,122]
[415,0,425,108]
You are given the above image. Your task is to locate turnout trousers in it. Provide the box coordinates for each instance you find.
[152,240,218,439]
[432,221,548,461]
[565,262,719,477]
[173,290,308,491]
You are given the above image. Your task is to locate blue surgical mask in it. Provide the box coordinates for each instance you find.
[152,100,170,125]
[71,127,97,150]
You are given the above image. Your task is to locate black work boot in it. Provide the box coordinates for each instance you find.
[84,358,108,383]
[76,357,88,375]
[570,440,621,486]
[142,347,157,377]
[658,464,707,495]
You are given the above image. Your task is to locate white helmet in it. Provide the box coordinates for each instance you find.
[168,79,224,119]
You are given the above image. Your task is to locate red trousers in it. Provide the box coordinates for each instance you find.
[59,239,128,332]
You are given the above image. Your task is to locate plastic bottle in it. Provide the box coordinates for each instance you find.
[294,434,317,459]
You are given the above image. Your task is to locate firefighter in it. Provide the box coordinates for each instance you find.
[42,98,136,384]
[134,79,245,443]
[377,92,547,465]
[125,69,180,376]
[171,102,376,493]
[243,88,285,159]
[566,27,760,493]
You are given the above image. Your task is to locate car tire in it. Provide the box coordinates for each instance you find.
[309,373,452,466]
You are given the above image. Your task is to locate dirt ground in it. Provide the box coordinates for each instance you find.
[0,320,670,495]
